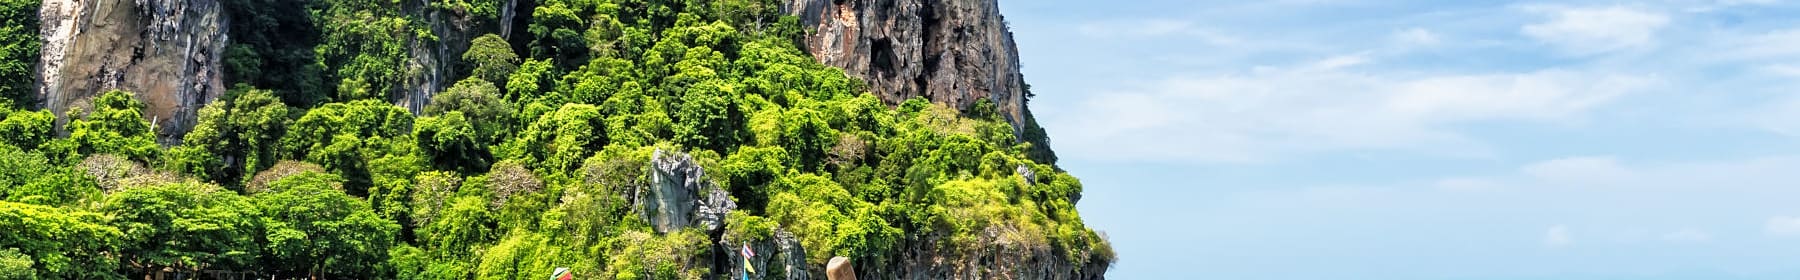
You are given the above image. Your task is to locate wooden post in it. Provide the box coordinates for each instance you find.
[826,256,857,280]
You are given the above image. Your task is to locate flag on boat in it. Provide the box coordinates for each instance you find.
[743,244,757,276]
[551,267,571,280]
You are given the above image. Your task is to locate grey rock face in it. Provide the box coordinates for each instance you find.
[720,229,810,280]
[39,0,227,142]
[782,0,1030,134]
[646,149,736,234]
[775,230,810,280]
[395,0,516,115]
[882,237,1107,280]
[1016,164,1035,185]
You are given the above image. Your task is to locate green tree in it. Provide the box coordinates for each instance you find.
[434,0,506,23]
[0,248,34,280]
[497,103,607,172]
[415,112,491,173]
[0,0,41,104]
[719,146,788,214]
[222,0,327,106]
[279,99,414,192]
[64,90,160,163]
[425,78,513,144]
[505,58,557,103]
[0,144,102,207]
[171,86,290,188]
[0,201,123,279]
[526,0,590,69]
[673,79,742,152]
[102,182,261,274]
[764,174,897,266]
[254,171,399,278]
[315,0,414,101]
[420,195,494,258]
[0,103,54,150]
[464,34,520,85]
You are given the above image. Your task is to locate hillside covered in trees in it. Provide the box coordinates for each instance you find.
[0,0,1112,279]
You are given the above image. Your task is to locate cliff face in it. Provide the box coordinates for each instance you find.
[38,0,227,142]
[783,2,1098,278]
[783,0,1028,133]
[396,0,515,115]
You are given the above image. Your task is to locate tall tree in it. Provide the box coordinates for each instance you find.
[62,90,160,163]
[171,86,291,188]
[103,182,262,274]
[464,34,520,85]
[254,171,399,278]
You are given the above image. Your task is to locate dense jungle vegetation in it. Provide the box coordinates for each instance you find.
[0,0,1111,278]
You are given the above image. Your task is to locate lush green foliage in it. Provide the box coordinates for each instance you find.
[0,0,40,105]
[0,201,122,279]
[171,86,291,189]
[0,0,1107,278]
[103,182,261,273]
[53,90,162,163]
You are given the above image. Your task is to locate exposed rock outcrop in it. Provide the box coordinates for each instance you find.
[721,229,811,280]
[646,149,737,234]
[396,0,520,115]
[640,149,811,280]
[39,0,227,142]
[782,0,1029,134]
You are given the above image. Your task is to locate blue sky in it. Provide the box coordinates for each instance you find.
[1000,0,1800,279]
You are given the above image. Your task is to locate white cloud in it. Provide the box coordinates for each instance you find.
[1766,216,1800,236]
[1686,0,1784,12]
[1716,0,1781,6]
[1661,229,1713,242]
[1521,156,1635,186]
[1307,53,1372,70]
[1545,225,1575,247]
[1521,5,1670,55]
[1760,64,1800,77]
[1077,19,1194,38]
[1074,19,1246,47]
[1724,29,1800,61]
[1392,28,1440,47]
[1435,177,1502,192]
[1747,97,1800,137]
[1047,65,1651,163]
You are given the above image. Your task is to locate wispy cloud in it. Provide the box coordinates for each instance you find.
[1520,5,1670,55]
[1545,225,1575,247]
[1767,216,1800,236]
[1047,64,1651,163]
[1392,27,1440,47]
[1520,156,1635,187]
[1662,228,1713,242]
[1073,19,1251,48]
[1076,19,1196,38]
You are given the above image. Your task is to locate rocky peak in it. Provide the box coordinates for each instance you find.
[645,148,736,234]
[783,0,1030,133]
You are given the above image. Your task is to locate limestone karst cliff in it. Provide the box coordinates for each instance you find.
[38,0,227,142]
[782,0,1057,164]
[34,0,1057,163]
[18,0,1108,278]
